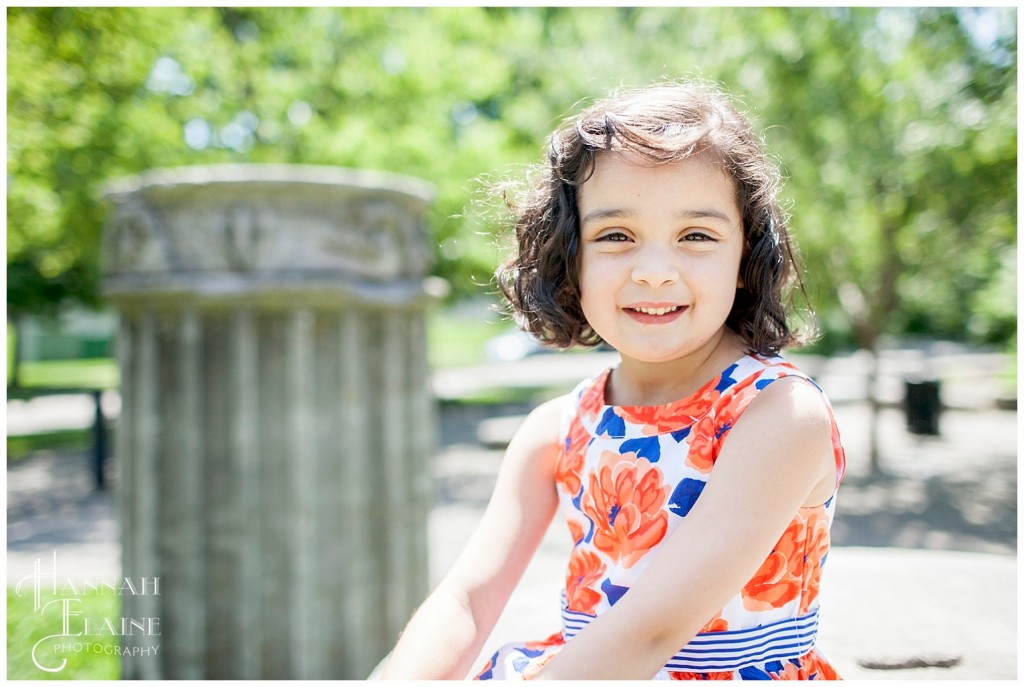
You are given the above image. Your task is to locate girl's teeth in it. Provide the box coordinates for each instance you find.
[635,306,679,315]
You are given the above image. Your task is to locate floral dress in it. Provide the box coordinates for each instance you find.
[474,353,846,680]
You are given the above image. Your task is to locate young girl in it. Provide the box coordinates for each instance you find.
[381,80,846,680]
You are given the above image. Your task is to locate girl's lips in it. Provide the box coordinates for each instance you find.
[623,305,688,324]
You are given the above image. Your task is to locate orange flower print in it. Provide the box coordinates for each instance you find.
[564,547,606,613]
[766,660,805,679]
[803,651,843,680]
[711,386,750,438]
[698,612,729,634]
[742,518,805,611]
[581,451,669,568]
[831,422,847,486]
[799,512,831,614]
[684,415,718,473]
[524,631,565,652]
[617,380,725,435]
[556,418,589,496]
[616,404,689,436]
[566,518,585,546]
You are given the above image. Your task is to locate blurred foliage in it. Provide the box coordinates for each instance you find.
[7,7,1017,351]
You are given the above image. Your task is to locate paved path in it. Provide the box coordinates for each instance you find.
[6,349,1018,679]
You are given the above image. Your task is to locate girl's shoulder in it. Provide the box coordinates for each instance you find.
[525,392,576,438]
[716,353,824,404]
[709,353,835,437]
[725,353,846,490]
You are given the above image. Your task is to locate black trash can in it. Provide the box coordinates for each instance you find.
[904,378,941,436]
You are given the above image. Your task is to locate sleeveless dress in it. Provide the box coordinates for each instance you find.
[473,353,846,680]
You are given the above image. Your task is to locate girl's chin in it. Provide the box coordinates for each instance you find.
[611,340,726,366]
[616,349,696,365]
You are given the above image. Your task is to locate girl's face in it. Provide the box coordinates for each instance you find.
[577,153,745,367]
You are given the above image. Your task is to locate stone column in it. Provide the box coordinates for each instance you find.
[101,164,445,679]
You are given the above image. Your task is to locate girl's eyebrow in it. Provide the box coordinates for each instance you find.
[676,208,734,224]
[581,207,734,226]
[580,207,634,226]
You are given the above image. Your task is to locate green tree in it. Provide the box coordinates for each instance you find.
[746,7,1016,469]
[7,8,189,385]
[8,8,1016,423]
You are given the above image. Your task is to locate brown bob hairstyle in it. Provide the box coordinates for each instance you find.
[495,80,812,356]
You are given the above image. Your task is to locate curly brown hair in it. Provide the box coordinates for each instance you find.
[495,80,813,356]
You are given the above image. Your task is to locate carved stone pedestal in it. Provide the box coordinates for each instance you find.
[102,165,444,679]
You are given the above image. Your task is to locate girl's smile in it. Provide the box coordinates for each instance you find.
[622,303,688,324]
[577,152,745,378]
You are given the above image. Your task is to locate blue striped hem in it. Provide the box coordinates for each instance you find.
[560,595,819,672]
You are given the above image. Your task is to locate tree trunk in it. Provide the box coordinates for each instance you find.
[838,282,885,475]
[865,344,882,474]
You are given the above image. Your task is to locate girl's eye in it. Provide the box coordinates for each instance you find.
[682,231,716,242]
[596,231,630,242]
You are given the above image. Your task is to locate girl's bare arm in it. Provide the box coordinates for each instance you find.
[379,394,565,679]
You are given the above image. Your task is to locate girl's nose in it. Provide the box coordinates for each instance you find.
[630,247,680,287]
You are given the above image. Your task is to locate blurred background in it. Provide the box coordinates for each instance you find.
[7,6,1017,377]
[6,6,1017,680]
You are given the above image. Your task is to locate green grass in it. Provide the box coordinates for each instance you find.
[999,334,1017,397]
[7,587,122,680]
[427,306,510,368]
[11,358,120,393]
